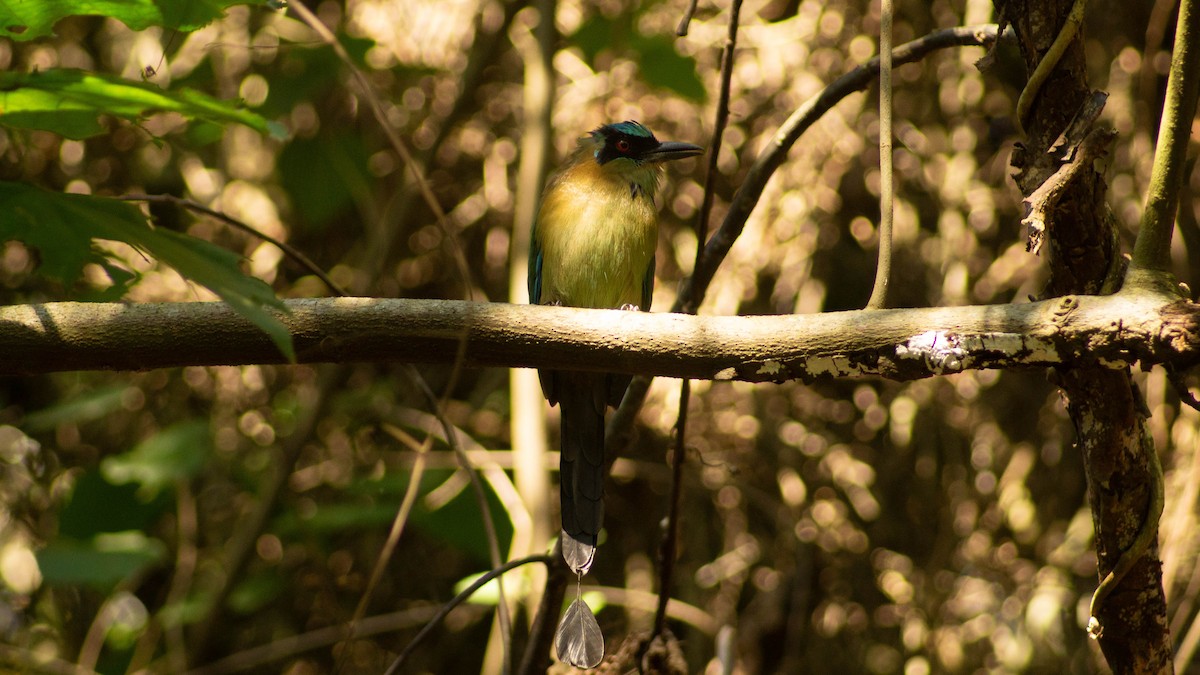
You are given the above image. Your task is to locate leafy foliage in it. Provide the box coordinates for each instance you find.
[572,13,706,102]
[0,182,294,359]
[0,0,257,41]
[1,0,1197,673]
[36,532,166,588]
[0,69,283,140]
[102,420,211,496]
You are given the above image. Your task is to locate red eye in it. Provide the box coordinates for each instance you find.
[616,139,631,153]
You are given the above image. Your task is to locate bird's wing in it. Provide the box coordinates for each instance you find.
[640,254,655,312]
[528,221,544,305]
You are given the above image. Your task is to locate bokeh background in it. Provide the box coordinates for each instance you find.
[2,0,1199,672]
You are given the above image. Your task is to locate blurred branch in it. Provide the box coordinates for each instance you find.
[516,541,570,675]
[509,0,557,639]
[593,586,720,637]
[286,6,514,665]
[384,554,553,675]
[675,0,699,36]
[865,0,894,310]
[0,646,95,675]
[653,380,690,640]
[650,0,742,644]
[1176,605,1200,672]
[403,365,514,671]
[4,293,1200,379]
[342,424,430,660]
[691,0,741,280]
[185,605,483,675]
[119,193,348,296]
[676,24,1000,314]
[165,481,199,672]
[1130,0,1200,276]
[358,0,518,288]
[1138,0,1179,124]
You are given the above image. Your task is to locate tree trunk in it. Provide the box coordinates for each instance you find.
[997,0,1173,671]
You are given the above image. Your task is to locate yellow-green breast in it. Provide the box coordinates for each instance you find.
[535,156,661,309]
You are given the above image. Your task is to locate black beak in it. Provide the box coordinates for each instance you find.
[644,141,704,163]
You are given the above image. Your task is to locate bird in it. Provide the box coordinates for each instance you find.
[527,121,702,573]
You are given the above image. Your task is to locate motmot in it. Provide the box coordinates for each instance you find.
[528,121,702,572]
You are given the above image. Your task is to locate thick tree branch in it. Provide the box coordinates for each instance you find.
[2,293,1197,379]
[999,0,1178,667]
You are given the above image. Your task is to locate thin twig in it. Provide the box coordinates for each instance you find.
[607,27,1002,513]
[403,364,514,671]
[653,380,691,638]
[384,555,553,675]
[692,0,742,277]
[516,541,571,675]
[676,0,700,36]
[1138,0,1179,125]
[677,24,1000,314]
[508,0,557,635]
[166,481,199,672]
[287,2,475,301]
[0,646,96,675]
[120,193,348,296]
[1129,0,1200,275]
[591,585,720,636]
[287,5,503,668]
[127,481,200,673]
[865,0,894,310]
[341,425,432,658]
[184,606,482,675]
[650,0,742,644]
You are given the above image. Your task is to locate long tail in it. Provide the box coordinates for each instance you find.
[558,372,607,573]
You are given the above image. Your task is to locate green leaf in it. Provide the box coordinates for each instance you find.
[0,182,295,360]
[228,571,287,614]
[273,502,399,534]
[36,532,165,589]
[631,34,706,102]
[0,0,260,42]
[102,421,210,496]
[0,69,284,140]
[280,133,370,229]
[22,384,130,433]
[259,36,377,115]
[570,15,705,102]
[571,14,618,64]
[59,471,171,539]
[403,470,514,563]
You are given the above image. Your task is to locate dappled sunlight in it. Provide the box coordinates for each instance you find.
[0,0,1197,672]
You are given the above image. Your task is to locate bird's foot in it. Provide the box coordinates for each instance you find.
[618,303,640,311]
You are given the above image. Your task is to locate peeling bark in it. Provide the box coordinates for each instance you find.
[0,294,1198,380]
